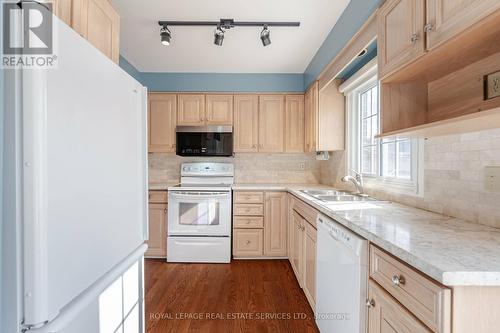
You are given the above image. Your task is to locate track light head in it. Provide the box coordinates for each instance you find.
[160,26,171,46]
[260,25,271,46]
[214,26,224,46]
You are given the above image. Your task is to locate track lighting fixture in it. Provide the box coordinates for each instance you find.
[260,25,271,46]
[160,26,171,46]
[214,26,224,46]
[157,19,299,47]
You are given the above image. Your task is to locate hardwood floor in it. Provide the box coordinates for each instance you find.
[145,259,319,333]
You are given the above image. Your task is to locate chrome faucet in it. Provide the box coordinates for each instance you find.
[341,170,364,194]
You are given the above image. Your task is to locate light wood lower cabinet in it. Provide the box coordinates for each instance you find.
[303,221,317,309]
[288,196,317,310]
[368,280,432,333]
[233,229,263,256]
[264,192,287,256]
[146,191,168,258]
[233,191,287,258]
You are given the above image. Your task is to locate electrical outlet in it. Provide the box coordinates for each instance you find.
[298,162,306,171]
[484,166,500,192]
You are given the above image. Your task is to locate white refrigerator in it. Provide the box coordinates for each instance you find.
[1,12,148,333]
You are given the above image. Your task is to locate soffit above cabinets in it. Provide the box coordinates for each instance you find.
[112,0,351,73]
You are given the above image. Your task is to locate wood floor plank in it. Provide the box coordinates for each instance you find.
[145,259,319,333]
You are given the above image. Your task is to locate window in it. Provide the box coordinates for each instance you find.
[341,61,422,195]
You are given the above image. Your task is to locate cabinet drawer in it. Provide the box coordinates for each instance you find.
[234,191,264,204]
[291,196,318,227]
[148,191,168,204]
[233,204,264,216]
[233,216,264,229]
[233,229,263,256]
[370,245,451,333]
[368,279,432,333]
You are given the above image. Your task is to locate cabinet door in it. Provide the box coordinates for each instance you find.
[426,0,500,50]
[72,0,120,63]
[258,95,285,152]
[378,0,425,78]
[264,192,287,257]
[234,95,259,152]
[285,95,305,153]
[206,94,233,125]
[304,82,318,152]
[145,204,167,257]
[368,280,432,333]
[303,222,317,310]
[148,94,177,153]
[177,94,205,126]
[233,229,263,257]
[291,211,304,285]
[51,0,72,26]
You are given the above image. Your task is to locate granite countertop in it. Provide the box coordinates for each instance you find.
[148,182,179,191]
[233,183,500,287]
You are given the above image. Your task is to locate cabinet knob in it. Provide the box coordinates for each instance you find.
[164,208,167,214]
[424,23,434,33]
[171,144,176,148]
[392,274,405,287]
[246,240,251,245]
[366,299,375,308]
[410,33,419,43]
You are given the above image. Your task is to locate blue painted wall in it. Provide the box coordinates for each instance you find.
[119,56,143,83]
[303,0,382,89]
[119,57,303,92]
[141,72,304,92]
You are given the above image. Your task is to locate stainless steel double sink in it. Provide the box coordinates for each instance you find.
[299,189,376,203]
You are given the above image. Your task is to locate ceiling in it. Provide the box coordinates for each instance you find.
[113,0,351,73]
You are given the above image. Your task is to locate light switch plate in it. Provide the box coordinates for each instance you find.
[484,166,500,192]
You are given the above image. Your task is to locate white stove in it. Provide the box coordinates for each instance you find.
[167,163,234,263]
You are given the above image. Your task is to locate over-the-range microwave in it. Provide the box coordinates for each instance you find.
[176,126,233,157]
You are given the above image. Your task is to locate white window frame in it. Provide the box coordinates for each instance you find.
[340,59,424,196]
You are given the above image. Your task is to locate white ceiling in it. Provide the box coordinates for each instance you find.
[113,0,351,73]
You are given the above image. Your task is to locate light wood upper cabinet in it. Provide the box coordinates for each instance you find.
[264,192,287,257]
[177,94,206,126]
[305,81,344,152]
[234,95,259,152]
[425,0,500,50]
[303,221,317,310]
[146,202,167,258]
[148,94,177,153]
[368,280,432,333]
[285,95,305,153]
[305,82,318,152]
[51,0,72,26]
[258,95,285,153]
[206,94,233,125]
[378,0,425,78]
[72,0,120,63]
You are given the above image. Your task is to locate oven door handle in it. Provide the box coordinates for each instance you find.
[169,192,230,199]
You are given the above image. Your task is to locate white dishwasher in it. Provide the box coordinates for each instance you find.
[315,214,368,333]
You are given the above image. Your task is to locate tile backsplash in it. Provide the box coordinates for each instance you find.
[320,128,500,229]
[149,152,321,185]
